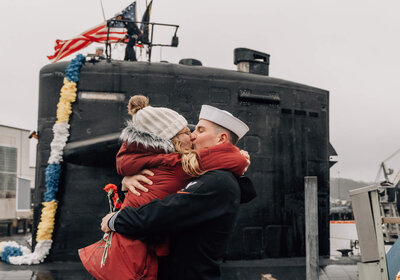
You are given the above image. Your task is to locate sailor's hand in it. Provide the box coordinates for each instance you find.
[118,35,128,43]
[240,150,251,174]
[121,169,154,196]
[101,213,114,233]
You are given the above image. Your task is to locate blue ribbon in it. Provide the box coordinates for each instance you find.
[1,246,23,264]
[43,163,62,202]
[65,54,85,82]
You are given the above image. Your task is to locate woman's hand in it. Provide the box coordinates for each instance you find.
[240,150,251,175]
[121,169,154,196]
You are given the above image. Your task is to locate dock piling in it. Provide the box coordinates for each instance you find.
[305,176,319,280]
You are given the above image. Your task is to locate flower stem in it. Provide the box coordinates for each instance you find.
[101,189,117,267]
[100,232,113,267]
[107,190,113,213]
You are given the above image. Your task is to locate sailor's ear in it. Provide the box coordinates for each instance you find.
[218,132,229,144]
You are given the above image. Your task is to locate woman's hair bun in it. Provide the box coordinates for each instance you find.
[128,95,149,115]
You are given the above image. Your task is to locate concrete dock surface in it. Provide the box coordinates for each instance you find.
[0,234,359,279]
[0,257,358,280]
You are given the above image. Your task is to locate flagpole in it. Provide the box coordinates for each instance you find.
[100,0,106,21]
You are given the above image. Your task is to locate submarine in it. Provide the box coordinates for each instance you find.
[33,45,335,265]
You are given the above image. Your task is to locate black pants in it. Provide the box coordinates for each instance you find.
[124,35,137,61]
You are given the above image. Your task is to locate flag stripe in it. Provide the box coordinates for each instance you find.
[48,21,129,62]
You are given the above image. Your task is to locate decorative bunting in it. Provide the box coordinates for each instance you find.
[2,54,85,265]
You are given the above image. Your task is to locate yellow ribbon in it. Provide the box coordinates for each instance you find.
[56,78,77,124]
[36,201,58,242]
[60,78,77,102]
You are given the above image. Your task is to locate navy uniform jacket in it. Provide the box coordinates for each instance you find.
[113,170,250,280]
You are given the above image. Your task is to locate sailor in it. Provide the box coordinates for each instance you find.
[95,47,106,60]
[116,14,142,62]
[101,105,255,280]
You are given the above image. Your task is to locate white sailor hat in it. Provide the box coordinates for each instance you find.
[199,105,249,139]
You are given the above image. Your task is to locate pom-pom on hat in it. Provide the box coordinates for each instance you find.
[128,95,188,140]
[199,105,249,140]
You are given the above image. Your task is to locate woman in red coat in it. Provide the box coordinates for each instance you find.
[79,95,248,280]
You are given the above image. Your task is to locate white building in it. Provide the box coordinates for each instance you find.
[0,124,36,220]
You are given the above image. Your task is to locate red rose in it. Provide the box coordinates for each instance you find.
[112,193,122,209]
[104,183,117,193]
[112,193,118,204]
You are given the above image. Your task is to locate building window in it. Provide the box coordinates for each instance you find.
[0,146,17,198]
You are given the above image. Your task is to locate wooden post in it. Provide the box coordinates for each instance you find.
[305,176,319,280]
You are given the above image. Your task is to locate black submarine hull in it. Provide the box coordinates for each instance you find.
[35,59,330,261]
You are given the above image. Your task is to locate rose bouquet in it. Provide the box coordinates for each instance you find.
[101,183,122,267]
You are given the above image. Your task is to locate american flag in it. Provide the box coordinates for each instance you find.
[47,2,136,63]
[110,1,136,28]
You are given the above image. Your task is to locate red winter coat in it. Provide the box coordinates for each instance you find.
[79,141,247,280]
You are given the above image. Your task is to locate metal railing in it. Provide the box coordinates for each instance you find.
[105,19,179,63]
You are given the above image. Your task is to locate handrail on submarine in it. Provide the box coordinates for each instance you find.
[105,19,179,63]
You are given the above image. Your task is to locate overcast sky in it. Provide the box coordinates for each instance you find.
[0,0,399,182]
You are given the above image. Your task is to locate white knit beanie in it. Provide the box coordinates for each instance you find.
[128,95,188,140]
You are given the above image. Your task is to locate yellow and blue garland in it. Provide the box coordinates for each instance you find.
[0,54,85,265]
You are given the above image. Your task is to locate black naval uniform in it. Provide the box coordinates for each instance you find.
[124,21,141,61]
[112,170,254,280]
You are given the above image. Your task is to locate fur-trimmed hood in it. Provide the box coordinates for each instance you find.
[120,121,175,153]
